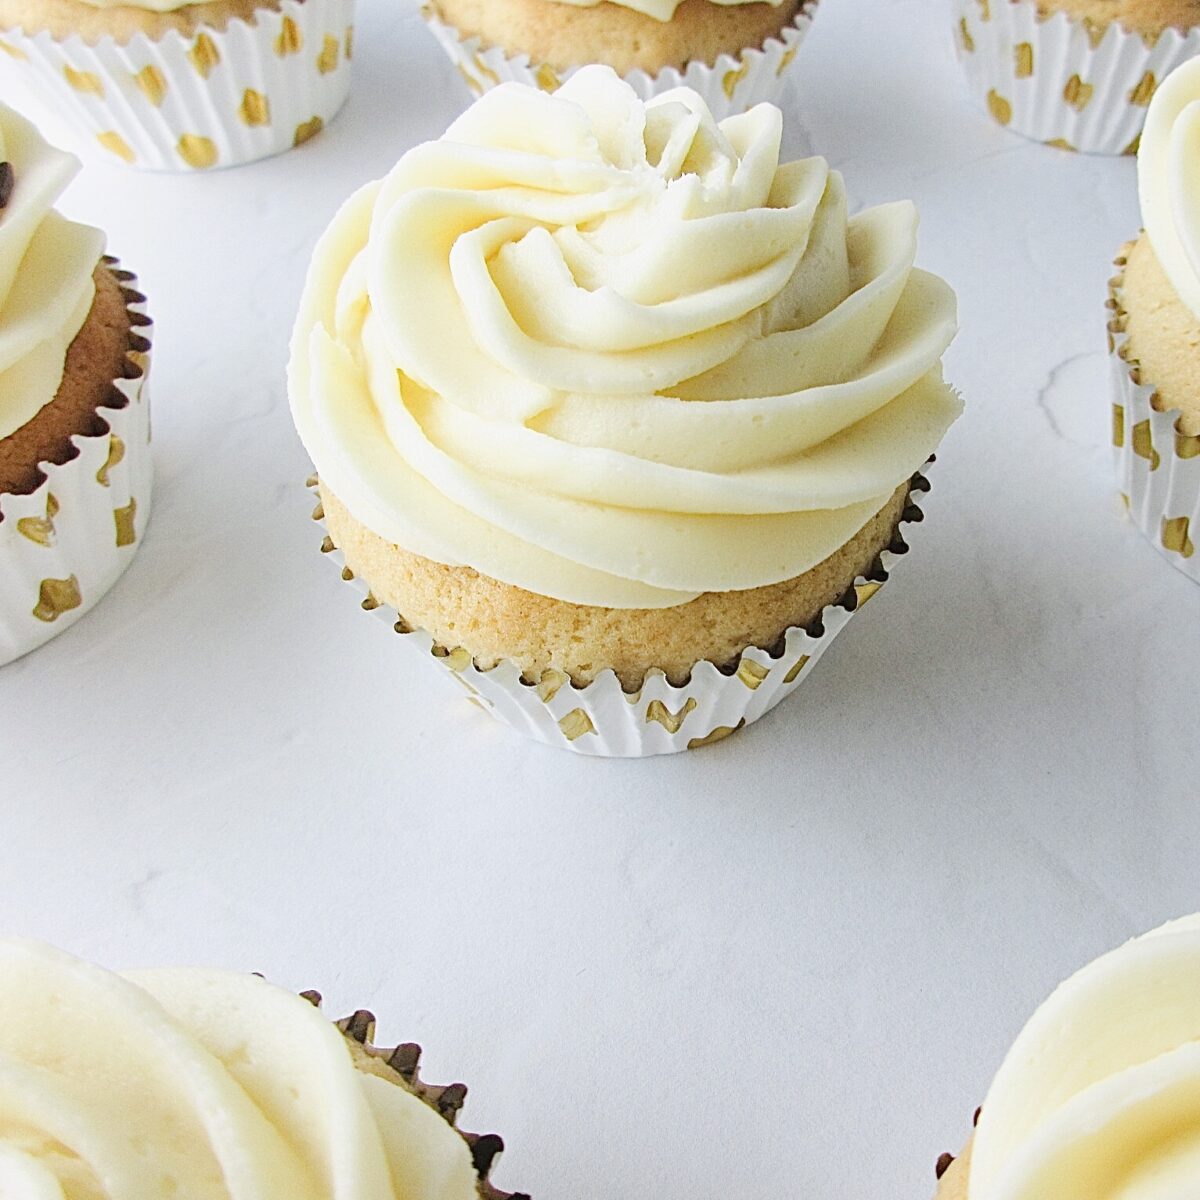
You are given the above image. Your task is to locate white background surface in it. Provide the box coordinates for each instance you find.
[2,1,1198,1196]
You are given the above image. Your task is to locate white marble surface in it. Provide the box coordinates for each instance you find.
[2,1,1198,1197]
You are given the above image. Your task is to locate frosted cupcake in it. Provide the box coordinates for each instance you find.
[289,68,961,756]
[0,0,353,170]
[0,104,151,667]
[1109,54,1200,583]
[953,0,1200,154]
[935,914,1200,1199]
[419,0,818,118]
[0,938,527,1199]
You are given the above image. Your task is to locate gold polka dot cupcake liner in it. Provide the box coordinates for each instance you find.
[0,0,354,171]
[0,261,152,667]
[308,468,931,758]
[1108,251,1200,585]
[418,0,817,120]
[953,0,1200,155]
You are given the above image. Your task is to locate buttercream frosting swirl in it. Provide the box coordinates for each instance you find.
[72,0,193,13]
[0,939,480,1200]
[290,67,960,609]
[1139,56,1200,322]
[970,915,1200,1200]
[541,0,784,22]
[0,106,103,446]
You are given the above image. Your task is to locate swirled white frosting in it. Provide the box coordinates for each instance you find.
[969,915,1200,1200]
[1139,56,1200,321]
[289,67,960,609]
[0,106,103,445]
[0,940,480,1200]
[541,0,784,23]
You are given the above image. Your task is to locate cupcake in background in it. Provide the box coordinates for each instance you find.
[290,67,961,757]
[419,0,818,118]
[0,104,151,667]
[0,0,354,170]
[935,914,1200,1198]
[0,938,528,1199]
[1110,54,1200,584]
[953,0,1200,154]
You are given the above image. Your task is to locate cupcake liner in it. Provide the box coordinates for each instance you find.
[314,995,529,1200]
[1108,249,1200,585]
[0,259,153,667]
[308,468,931,758]
[419,0,818,119]
[952,0,1200,155]
[0,0,354,171]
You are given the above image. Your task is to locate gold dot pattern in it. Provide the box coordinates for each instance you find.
[1014,42,1033,79]
[239,89,271,127]
[736,659,770,691]
[113,498,138,548]
[783,654,810,685]
[1112,404,1126,449]
[1063,74,1094,113]
[988,89,1013,126]
[645,697,697,734]
[17,494,58,548]
[316,34,339,75]
[559,709,596,742]
[97,132,136,163]
[275,17,303,56]
[1162,516,1195,559]
[688,720,746,751]
[177,134,218,169]
[63,65,104,96]
[0,38,28,60]
[293,116,324,147]
[188,33,221,78]
[32,576,82,623]
[132,65,168,107]
[1132,419,1161,471]
[1130,72,1157,107]
[95,436,125,487]
[722,62,749,100]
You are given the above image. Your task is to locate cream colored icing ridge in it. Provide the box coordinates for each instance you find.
[0,106,103,445]
[969,914,1200,1200]
[542,0,784,22]
[1139,57,1200,323]
[69,0,193,14]
[0,939,480,1200]
[289,67,961,609]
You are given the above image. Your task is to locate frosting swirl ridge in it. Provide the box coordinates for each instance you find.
[0,940,479,1200]
[1139,57,1200,321]
[290,67,960,609]
[970,915,1200,1200]
[0,106,103,445]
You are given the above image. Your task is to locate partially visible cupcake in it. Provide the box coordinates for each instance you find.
[0,104,152,667]
[1109,54,1200,584]
[953,0,1200,154]
[935,914,1200,1198]
[0,938,528,1199]
[419,0,818,118]
[289,67,961,756]
[0,0,354,170]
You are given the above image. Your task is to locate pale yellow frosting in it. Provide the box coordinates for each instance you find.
[542,0,784,23]
[1139,57,1200,322]
[71,0,192,13]
[0,106,103,445]
[0,940,480,1200]
[289,67,961,609]
[970,915,1200,1200]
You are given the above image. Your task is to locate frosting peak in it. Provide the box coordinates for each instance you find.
[290,67,960,608]
[969,915,1200,1200]
[1139,57,1200,321]
[0,106,103,446]
[0,940,480,1200]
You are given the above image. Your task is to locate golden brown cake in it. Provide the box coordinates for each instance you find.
[426,0,803,73]
[1035,0,1200,36]
[0,0,277,42]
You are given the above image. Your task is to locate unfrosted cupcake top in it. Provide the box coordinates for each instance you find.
[0,106,103,444]
[0,939,482,1199]
[290,67,960,609]
[969,915,1200,1200]
[1139,55,1200,322]
[543,0,785,21]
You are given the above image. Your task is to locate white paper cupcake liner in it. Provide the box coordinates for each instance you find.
[1108,248,1200,585]
[0,260,153,667]
[419,0,817,119]
[0,0,354,171]
[308,468,930,758]
[952,0,1200,155]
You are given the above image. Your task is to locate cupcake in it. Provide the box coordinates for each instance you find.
[419,0,818,119]
[1109,54,1200,584]
[0,104,151,668]
[0,938,528,1199]
[0,0,354,170]
[289,67,962,756]
[953,0,1200,154]
[935,914,1200,1199]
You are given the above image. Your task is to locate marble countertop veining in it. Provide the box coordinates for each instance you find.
[2,1,1197,1197]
